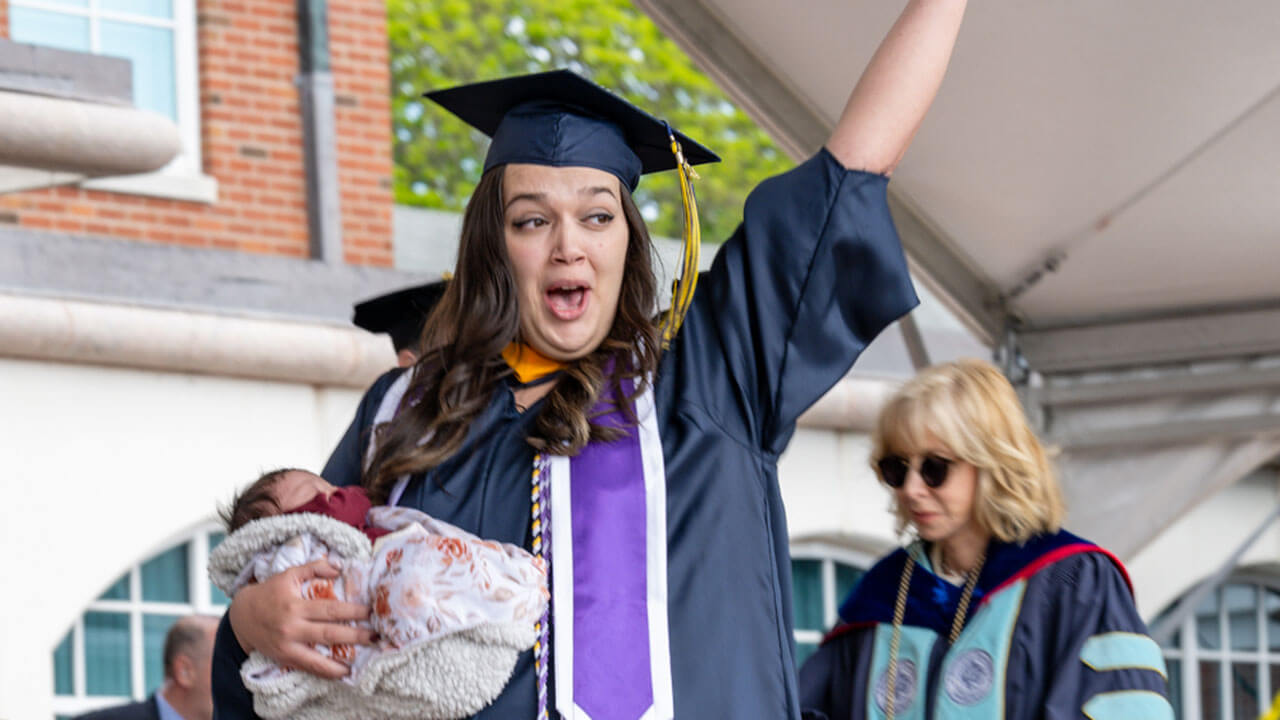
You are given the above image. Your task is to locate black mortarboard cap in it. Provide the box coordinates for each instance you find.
[424,69,719,191]
[352,280,448,353]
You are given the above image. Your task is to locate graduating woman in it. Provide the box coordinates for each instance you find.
[798,359,1172,720]
[212,1,970,717]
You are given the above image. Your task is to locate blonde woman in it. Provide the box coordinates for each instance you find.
[798,359,1171,720]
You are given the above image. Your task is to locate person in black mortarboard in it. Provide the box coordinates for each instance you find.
[213,3,969,718]
[352,279,449,367]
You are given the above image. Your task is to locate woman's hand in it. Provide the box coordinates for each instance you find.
[827,0,968,175]
[227,558,374,679]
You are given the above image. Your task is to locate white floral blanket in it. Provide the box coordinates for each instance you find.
[208,505,547,720]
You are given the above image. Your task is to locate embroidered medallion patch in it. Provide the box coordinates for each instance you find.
[874,659,918,713]
[945,648,994,706]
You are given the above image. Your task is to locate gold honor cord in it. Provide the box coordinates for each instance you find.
[884,550,986,720]
[660,124,701,347]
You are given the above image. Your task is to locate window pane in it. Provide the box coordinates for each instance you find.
[84,611,131,696]
[100,0,172,19]
[1197,588,1222,650]
[1266,589,1280,652]
[144,614,181,694]
[98,572,131,601]
[141,542,189,603]
[210,533,231,606]
[796,641,819,668]
[99,21,176,121]
[1225,584,1258,651]
[1200,661,1222,720]
[53,628,74,696]
[1166,658,1182,720]
[10,7,90,52]
[791,559,824,631]
[1231,662,1259,720]
[834,563,865,607]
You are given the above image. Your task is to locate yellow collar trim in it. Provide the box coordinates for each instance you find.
[502,342,567,384]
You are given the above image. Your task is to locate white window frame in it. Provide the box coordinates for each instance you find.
[9,0,218,203]
[791,543,878,651]
[1160,573,1280,720]
[51,522,227,718]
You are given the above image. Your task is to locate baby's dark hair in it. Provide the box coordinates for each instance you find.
[219,468,305,532]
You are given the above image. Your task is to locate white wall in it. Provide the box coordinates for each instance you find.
[778,427,897,553]
[1127,469,1280,620]
[0,357,364,720]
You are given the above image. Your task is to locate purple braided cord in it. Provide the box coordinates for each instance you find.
[532,453,552,720]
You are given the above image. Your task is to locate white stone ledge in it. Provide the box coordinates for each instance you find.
[0,292,394,388]
[798,375,899,432]
[0,90,181,176]
[0,291,895,427]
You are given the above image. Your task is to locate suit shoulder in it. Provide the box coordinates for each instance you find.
[73,697,156,720]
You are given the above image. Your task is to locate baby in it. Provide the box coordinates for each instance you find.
[210,468,547,720]
[221,467,389,541]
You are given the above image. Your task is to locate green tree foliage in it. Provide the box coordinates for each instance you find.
[388,0,793,243]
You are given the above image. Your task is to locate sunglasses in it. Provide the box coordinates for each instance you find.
[876,454,955,489]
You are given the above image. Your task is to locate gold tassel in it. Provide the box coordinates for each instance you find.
[660,125,701,347]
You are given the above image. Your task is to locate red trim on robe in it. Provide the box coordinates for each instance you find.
[980,543,1134,605]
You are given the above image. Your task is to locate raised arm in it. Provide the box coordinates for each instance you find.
[826,0,967,175]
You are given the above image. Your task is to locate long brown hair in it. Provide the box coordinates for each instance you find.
[364,166,662,503]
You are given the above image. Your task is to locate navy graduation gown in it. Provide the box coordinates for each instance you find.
[799,532,1173,720]
[212,148,917,719]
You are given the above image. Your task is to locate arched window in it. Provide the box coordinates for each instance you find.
[790,543,875,666]
[1157,575,1280,720]
[51,525,227,719]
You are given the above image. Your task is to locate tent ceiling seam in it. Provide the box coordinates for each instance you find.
[1003,79,1280,310]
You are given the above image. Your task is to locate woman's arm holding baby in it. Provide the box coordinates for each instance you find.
[227,558,373,677]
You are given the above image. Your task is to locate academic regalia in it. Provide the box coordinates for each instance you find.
[798,531,1173,720]
[352,280,449,354]
[212,70,917,720]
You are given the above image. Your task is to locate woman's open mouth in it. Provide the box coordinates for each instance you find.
[545,282,590,321]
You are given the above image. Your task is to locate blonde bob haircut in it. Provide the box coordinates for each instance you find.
[870,358,1065,544]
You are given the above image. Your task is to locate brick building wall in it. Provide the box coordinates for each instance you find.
[330,0,394,266]
[0,0,393,266]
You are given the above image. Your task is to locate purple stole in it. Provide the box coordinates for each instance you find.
[547,378,673,720]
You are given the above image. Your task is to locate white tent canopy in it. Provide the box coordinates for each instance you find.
[635,0,1280,558]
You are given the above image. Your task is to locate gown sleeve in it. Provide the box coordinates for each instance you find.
[211,613,257,720]
[1030,553,1173,720]
[675,148,917,455]
[798,625,871,720]
[321,367,406,486]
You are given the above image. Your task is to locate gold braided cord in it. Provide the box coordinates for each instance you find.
[885,555,915,720]
[531,453,549,720]
[949,550,986,645]
[884,548,987,720]
[660,127,701,347]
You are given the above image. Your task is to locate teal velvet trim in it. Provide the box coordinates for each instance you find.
[1080,632,1168,679]
[867,623,937,720]
[933,579,1026,719]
